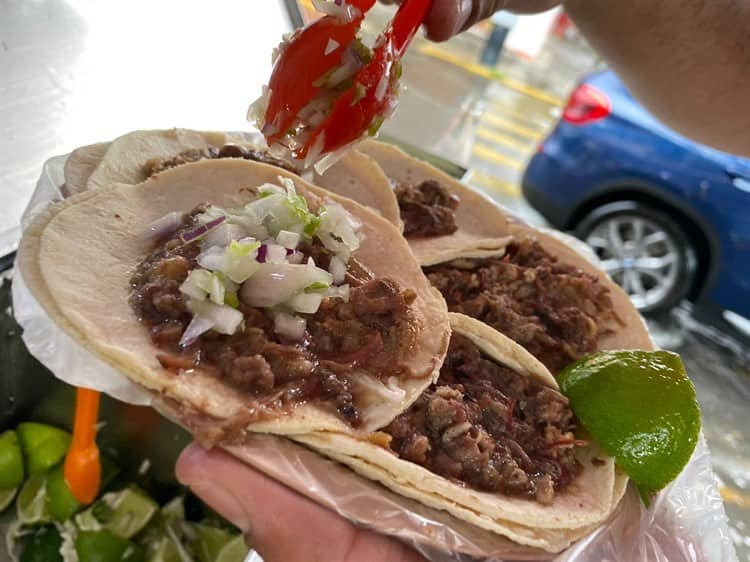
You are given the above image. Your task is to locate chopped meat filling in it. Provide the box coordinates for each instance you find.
[385,334,581,505]
[426,237,617,373]
[395,180,460,238]
[144,143,299,178]
[130,207,416,426]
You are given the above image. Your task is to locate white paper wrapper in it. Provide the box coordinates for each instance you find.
[12,155,738,562]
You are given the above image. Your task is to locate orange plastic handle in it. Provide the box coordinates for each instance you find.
[64,388,101,505]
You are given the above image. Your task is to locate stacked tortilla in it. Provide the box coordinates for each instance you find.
[19,130,652,556]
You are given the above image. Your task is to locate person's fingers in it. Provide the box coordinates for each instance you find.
[176,443,427,562]
[378,0,561,42]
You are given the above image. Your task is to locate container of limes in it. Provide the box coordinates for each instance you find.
[1,274,249,562]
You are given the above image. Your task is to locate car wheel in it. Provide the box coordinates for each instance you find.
[574,201,697,315]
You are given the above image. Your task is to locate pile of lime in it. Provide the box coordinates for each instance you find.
[1,422,249,562]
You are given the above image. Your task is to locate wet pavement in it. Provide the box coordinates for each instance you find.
[1,1,749,559]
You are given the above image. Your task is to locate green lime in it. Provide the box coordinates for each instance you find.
[192,523,234,562]
[558,350,701,502]
[46,463,83,522]
[17,473,51,524]
[215,534,249,562]
[19,525,63,562]
[0,486,17,512]
[0,430,24,489]
[143,535,184,562]
[16,423,71,476]
[75,530,145,562]
[75,486,158,539]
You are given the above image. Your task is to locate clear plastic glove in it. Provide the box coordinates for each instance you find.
[176,443,428,562]
[378,0,561,41]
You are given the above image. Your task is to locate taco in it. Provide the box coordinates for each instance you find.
[62,129,402,227]
[424,228,653,374]
[17,158,450,438]
[293,313,629,552]
[355,139,513,265]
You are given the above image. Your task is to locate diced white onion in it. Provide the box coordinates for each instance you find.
[303,132,326,170]
[197,246,225,272]
[202,222,247,249]
[179,314,215,347]
[312,0,361,23]
[288,291,324,314]
[247,85,271,128]
[317,200,362,259]
[240,262,333,308]
[328,255,347,284]
[266,243,289,263]
[327,283,350,302]
[324,38,340,56]
[313,143,353,175]
[287,251,305,264]
[277,230,300,249]
[375,72,389,102]
[274,313,307,341]
[188,300,244,335]
[147,211,184,240]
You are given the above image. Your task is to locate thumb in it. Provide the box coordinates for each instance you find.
[176,443,426,562]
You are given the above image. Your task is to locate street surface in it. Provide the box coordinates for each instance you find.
[0,1,748,558]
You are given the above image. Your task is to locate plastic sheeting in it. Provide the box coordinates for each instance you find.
[12,155,738,562]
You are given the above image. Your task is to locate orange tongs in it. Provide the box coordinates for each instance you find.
[64,388,101,504]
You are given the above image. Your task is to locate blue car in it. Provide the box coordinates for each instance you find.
[522,70,750,323]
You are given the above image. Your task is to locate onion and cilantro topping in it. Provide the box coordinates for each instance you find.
[149,177,361,345]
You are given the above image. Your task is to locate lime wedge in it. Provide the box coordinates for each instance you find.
[17,473,51,524]
[16,423,71,476]
[0,486,17,512]
[215,535,249,562]
[76,486,158,539]
[0,430,24,489]
[192,523,234,562]
[19,525,63,562]
[75,530,145,562]
[47,464,83,522]
[558,350,701,501]
[143,535,184,562]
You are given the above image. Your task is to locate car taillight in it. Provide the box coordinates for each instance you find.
[562,83,611,125]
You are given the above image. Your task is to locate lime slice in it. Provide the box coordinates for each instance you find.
[558,350,701,502]
[17,473,51,524]
[215,535,249,562]
[19,525,63,562]
[0,430,24,489]
[16,423,71,476]
[46,464,83,522]
[0,486,17,512]
[75,486,158,539]
[75,530,145,562]
[144,535,184,562]
[192,523,234,562]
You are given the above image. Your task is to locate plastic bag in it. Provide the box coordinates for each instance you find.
[12,155,738,562]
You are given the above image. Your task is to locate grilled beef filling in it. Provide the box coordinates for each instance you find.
[385,334,580,505]
[130,207,417,426]
[144,144,299,178]
[395,180,460,237]
[426,237,617,374]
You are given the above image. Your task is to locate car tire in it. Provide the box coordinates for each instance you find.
[574,201,698,315]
